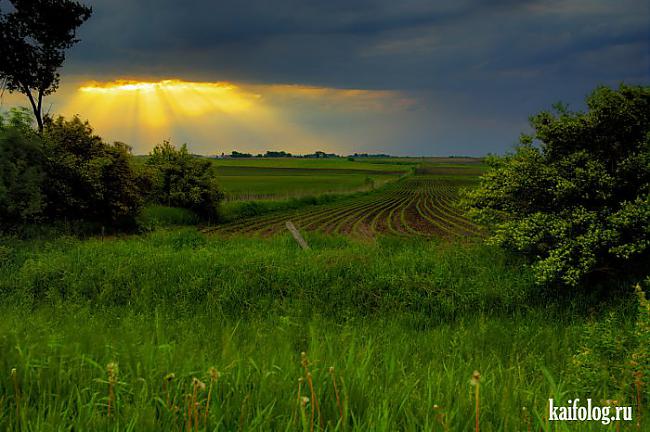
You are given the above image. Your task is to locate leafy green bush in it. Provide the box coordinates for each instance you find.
[41,116,143,228]
[0,121,44,228]
[145,141,223,219]
[465,84,650,287]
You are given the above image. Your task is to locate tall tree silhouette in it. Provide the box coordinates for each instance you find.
[0,0,92,131]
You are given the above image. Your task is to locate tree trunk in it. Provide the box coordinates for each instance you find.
[23,87,44,132]
[37,90,43,131]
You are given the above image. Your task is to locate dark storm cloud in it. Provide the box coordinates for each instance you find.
[60,0,650,154]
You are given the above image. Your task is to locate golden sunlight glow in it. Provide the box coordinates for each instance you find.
[59,78,408,154]
[78,79,257,115]
[64,79,266,145]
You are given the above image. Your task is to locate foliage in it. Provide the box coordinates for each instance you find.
[41,115,142,227]
[465,84,650,287]
[146,141,223,219]
[231,150,253,158]
[0,116,44,227]
[0,0,92,130]
[0,111,142,231]
[264,150,292,157]
[0,106,34,131]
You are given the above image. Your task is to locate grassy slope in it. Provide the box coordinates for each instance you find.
[0,230,646,431]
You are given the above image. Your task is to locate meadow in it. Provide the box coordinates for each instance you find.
[0,231,647,431]
[0,158,647,431]
[1,0,646,429]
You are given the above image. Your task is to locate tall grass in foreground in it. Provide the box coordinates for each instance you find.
[0,230,536,319]
[0,307,646,431]
[0,231,647,430]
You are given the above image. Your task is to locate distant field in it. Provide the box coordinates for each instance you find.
[132,156,486,201]
[360,156,484,165]
[208,176,482,238]
[217,174,398,200]
[211,158,486,201]
[207,162,485,238]
[209,158,416,200]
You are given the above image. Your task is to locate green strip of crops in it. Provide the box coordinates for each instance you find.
[0,230,646,431]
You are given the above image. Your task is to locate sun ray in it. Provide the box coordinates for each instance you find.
[57,78,402,154]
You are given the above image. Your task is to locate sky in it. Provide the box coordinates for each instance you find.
[1,0,649,156]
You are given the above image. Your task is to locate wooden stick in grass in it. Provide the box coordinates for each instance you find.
[286,221,310,250]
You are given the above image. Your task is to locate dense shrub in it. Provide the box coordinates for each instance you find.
[145,141,223,219]
[0,112,143,231]
[465,84,650,287]
[0,121,44,228]
[41,116,143,228]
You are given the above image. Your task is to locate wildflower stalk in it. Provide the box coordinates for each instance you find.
[190,378,205,432]
[300,396,310,432]
[301,352,322,432]
[329,367,343,423]
[185,394,192,432]
[294,377,304,426]
[433,405,449,432]
[106,362,118,418]
[471,371,481,432]
[163,373,175,409]
[522,407,530,432]
[11,368,20,420]
[205,368,220,426]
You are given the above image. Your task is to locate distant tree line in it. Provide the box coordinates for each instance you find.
[350,153,392,158]
[219,150,392,159]
[230,151,253,158]
[264,150,292,158]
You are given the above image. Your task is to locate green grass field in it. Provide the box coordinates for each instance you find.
[0,231,646,431]
[1,158,647,431]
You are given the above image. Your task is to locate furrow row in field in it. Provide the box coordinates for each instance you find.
[205,177,482,239]
[247,190,405,236]
[348,193,410,237]
[423,188,481,236]
[208,181,414,235]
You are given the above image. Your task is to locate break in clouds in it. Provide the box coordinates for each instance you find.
[3,0,649,155]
